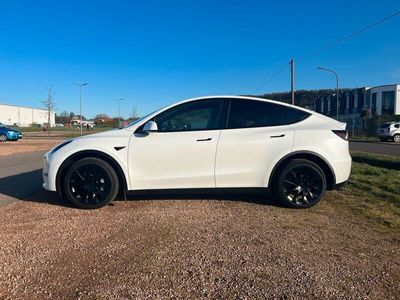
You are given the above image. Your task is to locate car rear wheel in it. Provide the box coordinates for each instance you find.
[0,134,7,142]
[393,134,400,143]
[63,157,119,209]
[274,159,326,208]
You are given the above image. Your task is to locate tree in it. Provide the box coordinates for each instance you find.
[131,106,139,119]
[41,87,56,136]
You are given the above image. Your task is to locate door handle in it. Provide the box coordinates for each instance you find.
[197,138,212,142]
[270,134,285,138]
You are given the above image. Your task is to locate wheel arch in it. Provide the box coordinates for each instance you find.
[268,151,336,190]
[56,150,128,199]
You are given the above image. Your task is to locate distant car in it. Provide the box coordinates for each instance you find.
[43,96,351,209]
[377,122,400,142]
[55,123,65,127]
[0,125,22,142]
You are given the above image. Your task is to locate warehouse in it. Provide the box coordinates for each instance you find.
[0,103,55,127]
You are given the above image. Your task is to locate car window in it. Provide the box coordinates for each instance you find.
[154,99,224,132]
[395,124,400,129]
[227,99,309,129]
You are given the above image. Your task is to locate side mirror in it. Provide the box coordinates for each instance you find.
[143,121,158,133]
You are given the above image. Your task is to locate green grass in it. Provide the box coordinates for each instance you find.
[349,135,379,142]
[341,151,400,229]
[19,126,114,132]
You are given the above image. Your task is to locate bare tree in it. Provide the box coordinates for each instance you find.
[131,105,139,120]
[41,87,56,136]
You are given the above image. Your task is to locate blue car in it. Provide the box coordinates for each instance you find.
[0,125,22,142]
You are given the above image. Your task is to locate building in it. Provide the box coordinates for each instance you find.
[314,84,400,117]
[0,103,56,127]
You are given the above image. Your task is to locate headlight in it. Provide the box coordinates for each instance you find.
[49,140,73,155]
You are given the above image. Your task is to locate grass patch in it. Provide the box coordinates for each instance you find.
[341,151,400,229]
[350,135,379,142]
[351,151,400,171]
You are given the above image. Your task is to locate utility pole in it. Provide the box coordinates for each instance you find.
[317,67,339,120]
[74,83,88,135]
[116,98,124,128]
[290,59,295,105]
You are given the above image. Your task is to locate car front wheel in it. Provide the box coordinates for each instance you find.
[63,157,119,209]
[274,159,326,208]
[393,134,400,143]
[0,134,7,142]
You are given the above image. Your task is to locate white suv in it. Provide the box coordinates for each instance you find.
[377,122,400,143]
[43,96,352,209]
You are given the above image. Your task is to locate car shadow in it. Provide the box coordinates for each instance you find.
[0,168,280,208]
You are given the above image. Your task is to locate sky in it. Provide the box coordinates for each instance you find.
[0,0,399,119]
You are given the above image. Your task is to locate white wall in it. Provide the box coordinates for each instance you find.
[368,84,399,115]
[0,104,56,127]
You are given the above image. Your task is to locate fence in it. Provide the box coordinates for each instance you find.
[341,115,400,137]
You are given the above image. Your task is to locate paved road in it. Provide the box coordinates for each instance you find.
[0,151,47,207]
[350,141,400,156]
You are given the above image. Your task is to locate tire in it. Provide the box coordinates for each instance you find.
[393,134,400,143]
[0,134,7,142]
[63,157,119,209]
[273,159,326,208]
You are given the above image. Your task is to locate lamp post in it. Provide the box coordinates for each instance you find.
[74,83,88,135]
[317,67,339,120]
[116,98,124,128]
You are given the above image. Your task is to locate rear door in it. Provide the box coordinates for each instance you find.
[215,99,309,188]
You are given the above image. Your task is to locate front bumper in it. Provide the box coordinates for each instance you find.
[42,152,52,191]
[7,132,19,140]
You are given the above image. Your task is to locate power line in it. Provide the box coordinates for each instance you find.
[251,10,400,94]
[297,10,400,62]
[252,64,288,94]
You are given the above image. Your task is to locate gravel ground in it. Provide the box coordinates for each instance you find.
[0,191,399,299]
[0,138,61,156]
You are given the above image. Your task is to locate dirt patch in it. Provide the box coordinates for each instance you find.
[0,138,62,156]
[0,192,399,299]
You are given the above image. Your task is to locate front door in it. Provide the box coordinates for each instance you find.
[128,99,225,190]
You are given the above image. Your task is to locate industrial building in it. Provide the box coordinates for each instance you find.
[0,103,55,127]
[314,84,400,117]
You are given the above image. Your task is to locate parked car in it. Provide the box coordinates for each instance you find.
[376,122,400,142]
[0,125,22,142]
[55,123,65,127]
[43,96,352,209]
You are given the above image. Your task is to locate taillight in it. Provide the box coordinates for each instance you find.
[332,130,348,140]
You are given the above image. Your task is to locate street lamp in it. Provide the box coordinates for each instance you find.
[317,67,339,120]
[74,83,88,135]
[116,98,124,128]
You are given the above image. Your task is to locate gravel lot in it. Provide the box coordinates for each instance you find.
[0,139,399,299]
[0,138,61,156]
[0,191,399,299]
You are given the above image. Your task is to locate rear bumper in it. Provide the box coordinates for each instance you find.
[333,180,348,190]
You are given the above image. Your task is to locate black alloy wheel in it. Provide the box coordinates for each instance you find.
[63,157,119,209]
[275,159,326,208]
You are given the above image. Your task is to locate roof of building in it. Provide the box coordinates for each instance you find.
[0,103,54,112]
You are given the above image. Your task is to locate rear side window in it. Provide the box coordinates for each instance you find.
[227,99,309,129]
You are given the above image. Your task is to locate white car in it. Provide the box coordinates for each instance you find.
[376,122,400,142]
[43,96,351,209]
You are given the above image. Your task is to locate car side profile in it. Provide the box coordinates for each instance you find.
[43,96,352,209]
[376,122,400,142]
[0,124,22,142]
